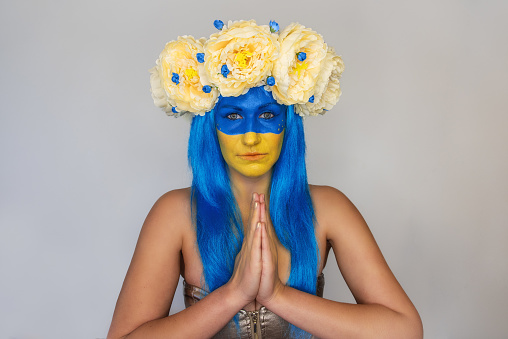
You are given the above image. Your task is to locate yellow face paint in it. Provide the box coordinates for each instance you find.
[217,129,284,178]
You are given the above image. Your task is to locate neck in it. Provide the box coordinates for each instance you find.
[229,168,272,223]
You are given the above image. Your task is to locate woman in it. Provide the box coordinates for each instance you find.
[108,20,423,338]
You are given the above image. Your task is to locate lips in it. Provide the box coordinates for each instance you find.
[238,152,268,160]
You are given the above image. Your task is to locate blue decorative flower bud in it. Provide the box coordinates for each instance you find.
[309,95,315,103]
[202,85,212,93]
[266,76,275,86]
[196,53,205,63]
[172,107,178,113]
[269,20,279,33]
[214,20,224,30]
[297,52,307,62]
[221,64,230,78]
[171,72,179,84]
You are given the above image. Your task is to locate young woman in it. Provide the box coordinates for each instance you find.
[108,20,423,339]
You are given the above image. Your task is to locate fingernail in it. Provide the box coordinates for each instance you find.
[255,202,258,209]
[257,222,261,229]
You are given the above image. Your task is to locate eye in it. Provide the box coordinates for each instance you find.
[226,113,243,120]
[259,112,275,119]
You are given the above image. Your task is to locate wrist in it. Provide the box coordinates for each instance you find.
[262,283,287,310]
[222,281,252,310]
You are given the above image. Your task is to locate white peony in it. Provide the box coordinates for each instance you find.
[204,20,279,97]
[295,48,345,116]
[150,36,218,116]
[271,23,327,106]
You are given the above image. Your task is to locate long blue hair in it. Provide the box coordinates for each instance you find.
[188,90,318,338]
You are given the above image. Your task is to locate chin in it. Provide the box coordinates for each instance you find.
[233,165,272,178]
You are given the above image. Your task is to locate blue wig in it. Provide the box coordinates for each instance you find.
[188,89,318,338]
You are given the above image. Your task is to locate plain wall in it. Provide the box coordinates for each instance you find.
[1,0,507,338]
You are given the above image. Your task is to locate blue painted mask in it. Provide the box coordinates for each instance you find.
[215,86,286,135]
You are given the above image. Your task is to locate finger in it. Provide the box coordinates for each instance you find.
[247,193,259,237]
[258,195,274,238]
[254,193,261,223]
[260,199,267,224]
[251,222,263,265]
[251,192,258,210]
[261,207,275,242]
[261,222,272,270]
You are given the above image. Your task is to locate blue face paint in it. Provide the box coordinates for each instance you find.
[215,87,287,135]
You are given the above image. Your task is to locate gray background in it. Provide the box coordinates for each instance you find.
[1,0,507,338]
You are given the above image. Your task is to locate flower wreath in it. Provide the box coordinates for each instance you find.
[149,20,344,117]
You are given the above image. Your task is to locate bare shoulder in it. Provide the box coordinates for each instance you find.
[309,184,351,208]
[158,186,191,204]
[108,187,191,338]
[152,187,191,219]
[142,187,191,236]
[308,184,366,240]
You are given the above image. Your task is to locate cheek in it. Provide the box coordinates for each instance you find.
[217,131,240,162]
[262,131,285,159]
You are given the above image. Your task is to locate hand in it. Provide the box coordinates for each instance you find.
[256,194,285,307]
[227,193,263,306]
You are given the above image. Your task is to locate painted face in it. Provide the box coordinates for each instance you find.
[215,87,286,178]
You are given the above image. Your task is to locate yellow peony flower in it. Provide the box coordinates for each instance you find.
[150,20,345,118]
[150,36,218,116]
[271,23,328,106]
[295,48,345,116]
[204,20,280,97]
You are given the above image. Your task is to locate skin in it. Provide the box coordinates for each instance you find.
[215,86,286,179]
[108,89,423,339]
[213,88,289,310]
[217,130,284,178]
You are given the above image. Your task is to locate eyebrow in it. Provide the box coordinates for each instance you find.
[257,103,280,110]
[218,102,282,112]
[219,105,242,111]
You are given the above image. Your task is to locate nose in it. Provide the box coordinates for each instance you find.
[241,132,261,146]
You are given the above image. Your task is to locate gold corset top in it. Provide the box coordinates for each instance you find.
[183,273,325,339]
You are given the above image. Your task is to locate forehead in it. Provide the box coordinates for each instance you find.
[215,86,284,113]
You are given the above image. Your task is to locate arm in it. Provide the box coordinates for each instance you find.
[108,190,264,339]
[120,284,247,339]
[257,186,423,339]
